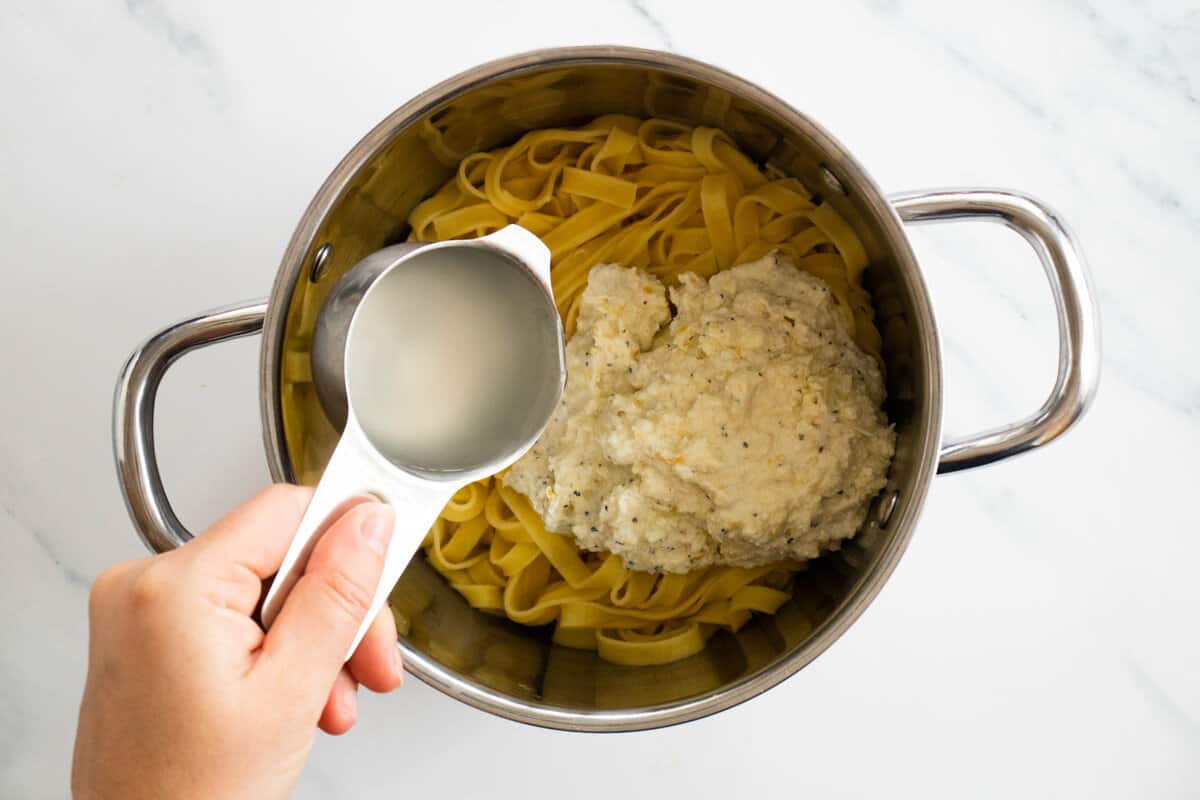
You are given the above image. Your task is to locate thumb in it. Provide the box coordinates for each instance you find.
[257,501,395,707]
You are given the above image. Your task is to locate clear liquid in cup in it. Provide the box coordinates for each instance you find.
[345,246,562,475]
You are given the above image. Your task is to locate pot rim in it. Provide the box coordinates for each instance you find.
[258,45,943,732]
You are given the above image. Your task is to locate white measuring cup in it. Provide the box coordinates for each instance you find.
[260,225,565,657]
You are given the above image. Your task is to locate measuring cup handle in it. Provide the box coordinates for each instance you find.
[258,418,454,659]
[480,224,553,289]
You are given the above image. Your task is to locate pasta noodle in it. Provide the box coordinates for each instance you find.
[405,116,881,666]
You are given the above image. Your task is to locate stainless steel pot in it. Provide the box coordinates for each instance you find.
[114,46,1100,732]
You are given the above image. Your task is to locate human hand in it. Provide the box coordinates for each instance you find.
[72,485,403,800]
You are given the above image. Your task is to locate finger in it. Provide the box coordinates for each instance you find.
[318,667,358,736]
[188,486,377,617]
[175,485,316,616]
[347,607,403,694]
[188,484,314,579]
[258,501,395,705]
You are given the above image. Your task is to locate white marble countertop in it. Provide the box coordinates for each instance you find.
[3,0,1197,797]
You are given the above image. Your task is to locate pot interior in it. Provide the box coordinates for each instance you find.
[272,52,937,725]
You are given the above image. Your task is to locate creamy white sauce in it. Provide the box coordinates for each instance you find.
[504,253,895,573]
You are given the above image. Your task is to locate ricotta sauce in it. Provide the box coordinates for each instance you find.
[504,253,895,573]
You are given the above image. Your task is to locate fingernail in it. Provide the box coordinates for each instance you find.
[342,684,358,718]
[391,645,404,681]
[361,504,394,556]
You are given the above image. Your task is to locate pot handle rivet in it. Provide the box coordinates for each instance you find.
[310,243,333,283]
[818,164,848,197]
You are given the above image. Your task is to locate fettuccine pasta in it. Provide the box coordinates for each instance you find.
[405,115,881,666]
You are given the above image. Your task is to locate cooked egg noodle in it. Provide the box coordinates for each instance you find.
[407,116,881,666]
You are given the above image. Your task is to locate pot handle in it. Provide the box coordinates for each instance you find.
[113,300,268,553]
[889,189,1100,473]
